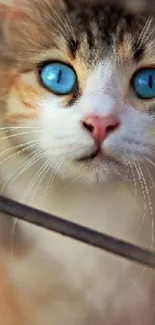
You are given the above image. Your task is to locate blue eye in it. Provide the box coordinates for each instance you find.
[133,68,155,99]
[40,62,77,95]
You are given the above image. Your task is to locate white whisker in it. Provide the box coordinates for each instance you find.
[133,157,154,250]
[132,159,147,236]
[43,158,64,198]
[127,158,138,208]
[0,140,39,166]
[0,149,45,194]
[144,156,155,169]
[28,158,52,203]
[0,129,43,141]
[22,159,50,203]
[0,126,41,131]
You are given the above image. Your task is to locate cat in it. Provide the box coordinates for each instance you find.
[0,0,155,324]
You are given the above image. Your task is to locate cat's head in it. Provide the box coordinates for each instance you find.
[1,0,155,184]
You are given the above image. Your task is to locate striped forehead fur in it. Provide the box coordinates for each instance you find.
[0,0,155,71]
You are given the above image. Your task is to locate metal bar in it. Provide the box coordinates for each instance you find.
[0,195,155,268]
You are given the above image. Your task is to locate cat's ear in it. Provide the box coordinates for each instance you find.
[0,1,22,97]
[0,1,27,64]
[0,0,46,66]
[0,0,71,68]
[0,0,26,20]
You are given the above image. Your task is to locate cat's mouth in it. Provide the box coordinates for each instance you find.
[76,148,100,162]
[76,148,121,166]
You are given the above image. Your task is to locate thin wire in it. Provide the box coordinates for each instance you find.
[0,195,155,269]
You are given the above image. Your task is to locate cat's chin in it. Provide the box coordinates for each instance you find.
[59,154,127,185]
[77,162,125,184]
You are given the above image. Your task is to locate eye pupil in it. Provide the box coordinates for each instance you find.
[57,70,62,84]
[149,74,153,89]
[133,69,155,99]
[40,62,77,95]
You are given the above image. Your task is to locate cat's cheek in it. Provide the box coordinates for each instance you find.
[6,78,41,126]
[13,79,39,110]
[39,96,63,121]
[122,107,154,148]
[103,107,154,161]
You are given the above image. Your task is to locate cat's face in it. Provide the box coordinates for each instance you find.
[2,0,155,183]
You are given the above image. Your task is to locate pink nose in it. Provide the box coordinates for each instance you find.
[82,115,120,142]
